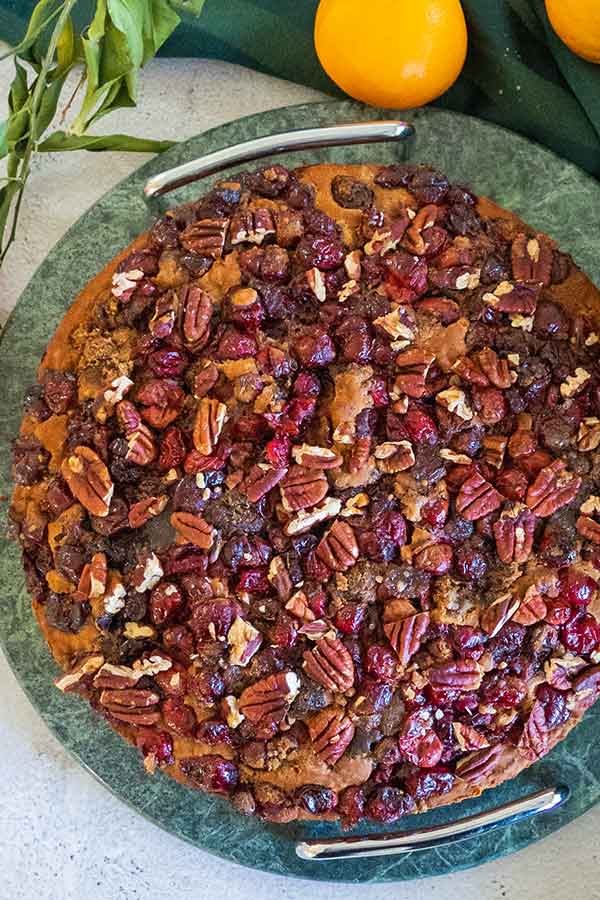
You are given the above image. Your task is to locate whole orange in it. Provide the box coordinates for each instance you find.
[314,0,468,109]
[545,0,600,63]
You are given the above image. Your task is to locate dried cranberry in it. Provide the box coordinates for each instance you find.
[196,719,233,745]
[226,293,265,332]
[237,567,270,594]
[334,603,366,636]
[481,672,527,708]
[296,236,345,270]
[216,328,257,360]
[335,315,373,364]
[12,436,49,485]
[404,408,438,445]
[135,728,174,766]
[269,614,298,648]
[489,622,527,663]
[158,426,186,470]
[264,435,291,467]
[450,626,487,660]
[293,372,320,397]
[148,348,187,378]
[180,755,239,793]
[455,546,488,580]
[338,785,366,829]
[297,785,338,815]
[150,582,184,626]
[561,613,600,656]
[44,594,88,634]
[558,569,597,607]
[189,668,226,703]
[190,598,241,642]
[162,624,195,664]
[385,251,428,299]
[365,644,398,681]
[162,697,197,735]
[404,766,454,801]
[294,328,336,368]
[366,786,415,823]
[545,597,574,626]
[45,478,73,516]
[42,369,76,414]
[398,709,443,767]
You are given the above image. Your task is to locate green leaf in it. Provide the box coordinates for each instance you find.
[7,108,30,148]
[0,121,8,160]
[37,130,176,152]
[143,0,181,62]
[0,0,62,62]
[107,0,145,69]
[9,60,30,114]
[56,14,75,73]
[34,73,68,139]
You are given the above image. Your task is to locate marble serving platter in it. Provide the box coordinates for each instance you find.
[1,101,600,883]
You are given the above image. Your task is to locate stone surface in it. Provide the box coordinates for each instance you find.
[2,53,600,896]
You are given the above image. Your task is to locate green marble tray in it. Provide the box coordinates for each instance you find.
[2,101,600,883]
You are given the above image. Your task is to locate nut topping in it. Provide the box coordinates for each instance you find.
[308,707,355,766]
[303,636,355,693]
[316,520,359,571]
[280,466,329,511]
[238,671,300,729]
[374,440,415,473]
[170,512,214,549]
[180,218,229,257]
[193,397,228,456]
[525,460,581,518]
[456,472,503,520]
[60,446,114,517]
[291,444,343,469]
[384,612,430,666]
[394,348,435,398]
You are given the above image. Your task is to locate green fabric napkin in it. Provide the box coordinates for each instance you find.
[3,0,600,177]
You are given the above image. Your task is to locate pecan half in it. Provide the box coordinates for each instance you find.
[60,446,114,517]
[436,387,473,421]
[525,460,581,517]
[577,515,600,544]
[511,233,553,285]
[303,636,355,693]
[577,418,600,452]
[480,594,520,636]
[394,348,435,398]
[453,722,489,751]
[428,659,483,691]
[482,435,507,470]
[238,671,300,729]
[455,744,503,783]
[374,440,415,473]
[54,653,105,693]
[125,425,157,465]
[517,701,549,760]
[316,520,359,571]
[291,444,343,470]
[512,591,547,625]
[493,503,537,563]
[307,707,355,766]
[193,397,228,456]
[116,399,141,435]
[74,552,107,601]
[476,348,511,389]
[280,466,329,511]
[180,284,213,350]
[384,611,430,666]
[100,687,161,726]
[456,472,503,520]
[242,464,288,502]
[180,218,229,257]
[284,497,342,535]
[128,494,168,529]
[170,511,214,549]
[230,208,275,245]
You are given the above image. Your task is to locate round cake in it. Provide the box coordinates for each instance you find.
[9,161,600,828]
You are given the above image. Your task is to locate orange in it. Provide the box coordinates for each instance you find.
[314,0,467,109]
[545,0,600,63]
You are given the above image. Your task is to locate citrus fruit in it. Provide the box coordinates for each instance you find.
[545,0,600,63]
[314,0,468,109]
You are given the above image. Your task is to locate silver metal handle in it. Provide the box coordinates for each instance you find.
[296,784,569,862]
[143,120,415,199]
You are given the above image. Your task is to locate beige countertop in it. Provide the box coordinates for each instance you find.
[0,53,597,900]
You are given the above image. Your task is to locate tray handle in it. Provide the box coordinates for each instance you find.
[143,119,415,200]
[296,784,569,862]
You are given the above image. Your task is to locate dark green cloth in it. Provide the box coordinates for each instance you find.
[3,0,600,177]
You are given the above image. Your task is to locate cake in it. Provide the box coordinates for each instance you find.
[9,160,600,827]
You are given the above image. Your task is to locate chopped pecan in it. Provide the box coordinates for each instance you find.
[284,497,342,536]
[348,435,371,475]
[149,291,178,338]
[436,387,473,421]
[511,233,553,285]
[54,653,105,693]
[578,417,600,452]
[130,551,163,593]
[193,397,228,456]
[577,515,600,544]
[180,284,213,350]
[306,267,326,302]
[456,472,503,520]
[374,440,415,473]
[116,399,141,435]
[238,671,300,729]
[480,595,519,636]
[403,204,439,255]
[394,348,435,399]
[303,636,355,693]
[453,722,489,752]
[560,367,590,399]
[128,494,168,529]
[452,356,489,387]
[525,460,581,517]
[280,466,329,511]
[74,551,107,601]
[307,707,355,766]
[455,744,503,783]
[483,280,539,314]
[268,556,292,601]
[508,427,537,459]
[180,218,229,257]
[517,701,549,760]
[230,208,275,245]
[60,446,114,517]
[493,503,537,563]
[100,687,161,726]
[512,592,547,625]
[482,435,507,470]
[316,520,359,571]
[170,511,214,549]
[126,425,157,465]
[291,444,343,470]
[476,348,512,389]
[428,659,483,691]
[227,616,263,666]
[242,464,287,502]
[193,362,220,399]
[384,611,429,666]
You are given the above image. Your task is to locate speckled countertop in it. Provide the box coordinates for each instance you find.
[0,52,599,900]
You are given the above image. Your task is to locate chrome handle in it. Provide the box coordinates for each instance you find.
[296,784,569,862]
[143,120,415,199]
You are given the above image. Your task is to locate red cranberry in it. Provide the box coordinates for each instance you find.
[294,328,336,367]
[366,786,415,823]
[189,669,226,704]
[135,729,174,766]
[154,662,187,697]
[404,407,438,445]
[161,697,197,735]
[334,602,366,635]
[386,250,428,297]
[455,547,488,580]
[265,435,291,467]
[180,755,239,793]
[561,612,600,655]
[148,348,187,377]
[42,370,76,414]
[450,625,487,659]
[421,497,449,529]
[163,545,208,575]
[370,376,390,407]
[150,582,184,626]
[297,785,338,814]
[189,598,241,641]
[535,683,570,730]
[162,624,195,664]
[303,550,332,581]
[237,567,270,593]
[158,426,186,470]
[545,598,573,626]
[489,622,527,663]
[293,372,321,396]
[338,785,366,829]
[398,709,443,767]
[226,294,265,331]
[335,315,373,363]
[404,766,454,801]
[196,719,233,745]
[308,587,327,617]
[365,644,398,681]
[481,673,527,708]
[269,614,298,648]
[216,328,257,360]
[559,569,597,607]
[296,236,345,270]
